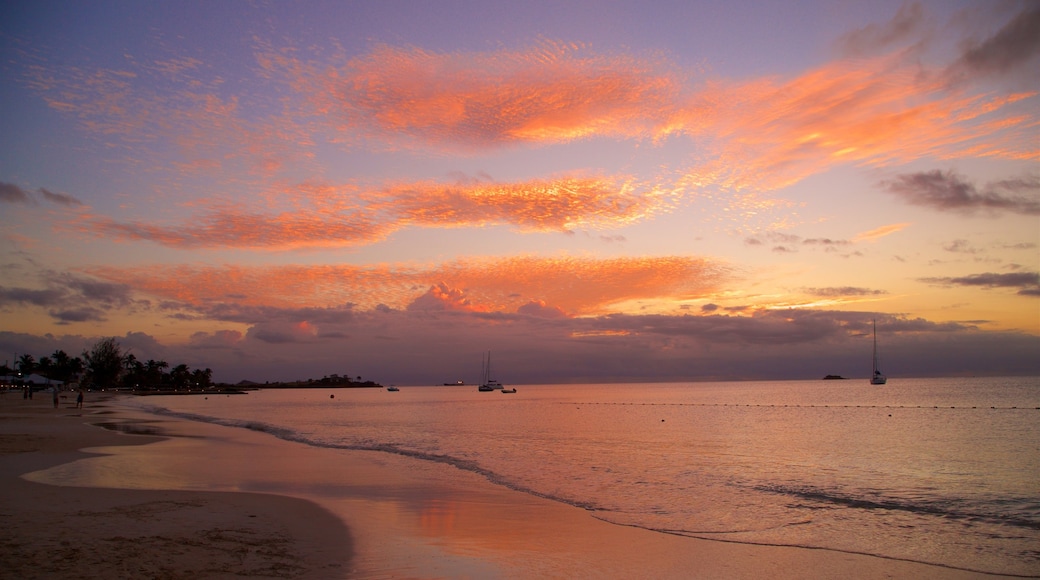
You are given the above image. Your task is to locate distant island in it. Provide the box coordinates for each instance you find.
[822,375,848,380]
[236,373,383,389]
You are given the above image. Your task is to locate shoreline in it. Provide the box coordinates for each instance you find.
[1,391,1016,579]
[0,392,351,579]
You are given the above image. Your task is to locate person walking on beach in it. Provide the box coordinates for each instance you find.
[76,389,84,409]
[52,387,59,408]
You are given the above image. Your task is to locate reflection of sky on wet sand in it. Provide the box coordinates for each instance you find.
[26,410,635,576]
[20,410,699,577]
[23,404,983,578]
[24,413,513,576]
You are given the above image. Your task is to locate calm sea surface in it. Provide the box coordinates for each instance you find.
[128,377,1040,576]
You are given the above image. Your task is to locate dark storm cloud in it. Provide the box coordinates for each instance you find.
[746,232,854,254]
[249,327,307,344]
[38,187,83,206]
[919,271,1040,296]
[0,182,32,203]
[185,302,356,325]
[0,181,83,206]
[3,308,1036,385]
[947,6,1040,78]
[834,2,924,57]
[942,239,979,254]
[802,238,851,248]
[0,286,67,306]
[49,307,106,323]
[883,170,1040,215]
[804,287,887,297]
[60,276,133,307]
[0,273,136,323]
[517,300,568,319]
[578,309,960,346]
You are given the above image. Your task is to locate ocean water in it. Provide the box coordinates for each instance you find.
[128,377,1040,576]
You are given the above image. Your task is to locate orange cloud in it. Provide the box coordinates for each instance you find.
[24,33,1036,247]
[677,57,1037,192]
[372,174,672,232]
[854,222,911,242]
[301,41,684,150]
[86,255,728,317]
[82,174,671,249]
[85,207,389,250]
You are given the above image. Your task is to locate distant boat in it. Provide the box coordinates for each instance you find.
[443,380,465,386]
[501,388,517,393]
[870,319,887,385]
[386,385,400,392]
[478,351,504,392]
[822,375,848,380]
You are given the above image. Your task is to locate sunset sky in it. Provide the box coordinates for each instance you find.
[2,1,1038,384]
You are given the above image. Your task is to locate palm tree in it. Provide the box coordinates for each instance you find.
[123,353,139,372]
[16,354,35,376]
[144,360,169,388]
[121,354,145,390]
[170,364,191,389]
[191,368,213,389]
[50,350,75,383]
[37,356,53,378]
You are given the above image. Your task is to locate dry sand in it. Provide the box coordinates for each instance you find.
[0,392,349,579]
[0,389,1012,579]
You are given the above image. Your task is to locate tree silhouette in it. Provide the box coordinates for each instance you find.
[48,350,83,383]
[82,338,124,390]
[191,368,213,389]
[17,354,35,375]
[170,364,190,389]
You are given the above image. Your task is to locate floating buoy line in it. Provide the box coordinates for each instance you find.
[557,402,1038,410]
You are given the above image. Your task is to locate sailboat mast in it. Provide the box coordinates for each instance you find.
[872,319,877,373]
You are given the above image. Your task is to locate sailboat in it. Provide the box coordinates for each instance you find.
[870,319,887,385]
[478,351,504,392]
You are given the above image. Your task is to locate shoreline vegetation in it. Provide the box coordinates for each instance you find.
[3,337,383,397]
[123,377,386,396]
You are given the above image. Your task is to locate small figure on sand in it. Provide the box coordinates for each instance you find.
[76,389,84,409]
[53,387,59,408]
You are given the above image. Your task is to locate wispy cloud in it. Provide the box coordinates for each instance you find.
[87,255,729,319]
[0,182,83,206]
[803,287,888,297]
[286,40,685,150]
[919,271,1040,296]
[84,174,671,249]
[13,7,1036,253]
[372,174,671,232]
[833,2,925,57]
[677,58,1036,192]
[745,232,859,254]
[0,271,136,324]
[86,206,389,250]
[854,223,911,242]
[945,6,1040,81]
[883,170,1040,215]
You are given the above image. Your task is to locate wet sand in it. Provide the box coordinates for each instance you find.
[0,390,1009,579]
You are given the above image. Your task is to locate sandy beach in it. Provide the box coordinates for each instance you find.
[0,390,1012,579]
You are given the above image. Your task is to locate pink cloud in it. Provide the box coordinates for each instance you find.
[82,174,671,249]
[87,255,728,317]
